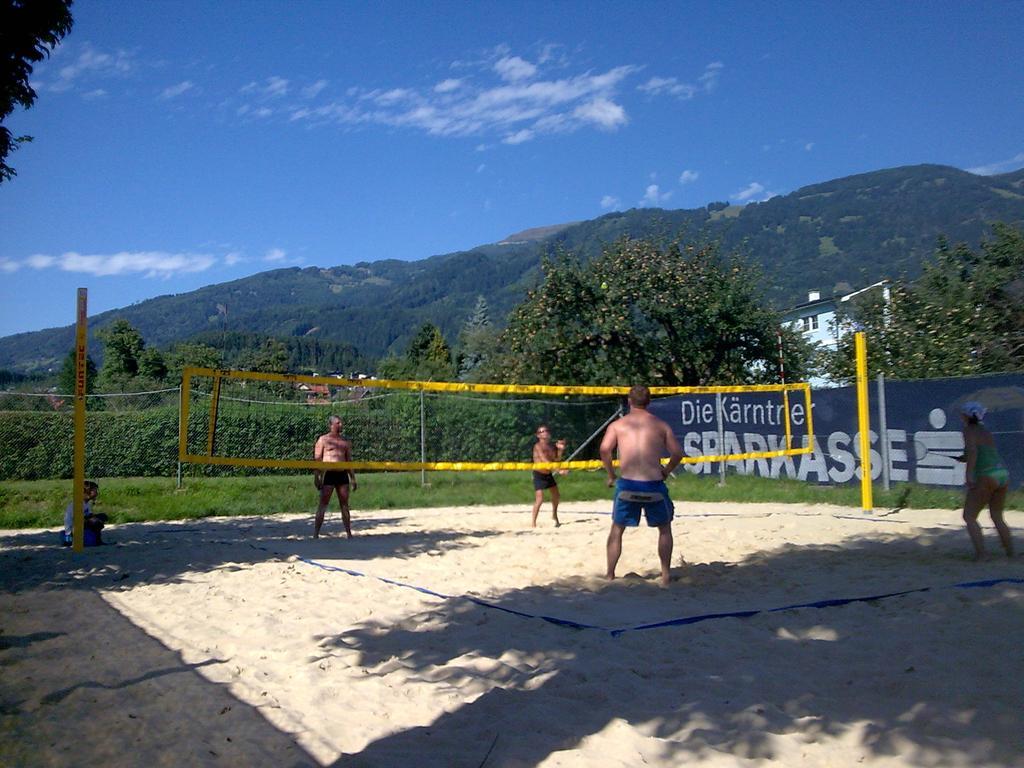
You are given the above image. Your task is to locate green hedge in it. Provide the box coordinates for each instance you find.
[1,394,617,480]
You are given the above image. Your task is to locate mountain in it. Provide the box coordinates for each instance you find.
[2,164,1023,374]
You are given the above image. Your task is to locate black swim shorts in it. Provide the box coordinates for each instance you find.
[532,470,557,491]
[322,470,350,487]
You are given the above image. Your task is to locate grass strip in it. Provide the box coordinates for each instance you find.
[1,471,1019,530]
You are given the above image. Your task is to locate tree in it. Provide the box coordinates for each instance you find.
[489,237,813,386]
[237,337,289,374]
[1,0,74,183]
[405,322,454,380]
[57,347,97,395]
[820,223,1024,381]
[96,319,145,391]
[137,347,168,382]
[165,341,222,381]
[456,295,499,380]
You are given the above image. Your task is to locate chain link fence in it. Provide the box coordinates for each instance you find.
[1,387,619,480]
[0,389,180,480]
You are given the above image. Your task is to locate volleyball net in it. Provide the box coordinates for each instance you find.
[178,367,814,473]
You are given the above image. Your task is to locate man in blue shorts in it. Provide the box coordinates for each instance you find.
[600,385,684,586]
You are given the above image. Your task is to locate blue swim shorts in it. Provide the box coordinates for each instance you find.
[612,478,674,527]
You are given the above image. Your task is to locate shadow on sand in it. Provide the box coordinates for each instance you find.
[2,511,1022,766]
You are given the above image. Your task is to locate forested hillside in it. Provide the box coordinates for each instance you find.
[2,163,1022,374]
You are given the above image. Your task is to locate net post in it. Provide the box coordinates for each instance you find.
[565,404,622,463]
[72,289,88,553]
[876,373,890,492]
[715,392,725,486]
[420,389,427,487]
[855,332,873,512]
[802,383,815,454]
[176,383,184,489]
[206,371,221,456]
[178,368,193,468]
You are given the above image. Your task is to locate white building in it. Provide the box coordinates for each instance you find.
[781,281,890,385]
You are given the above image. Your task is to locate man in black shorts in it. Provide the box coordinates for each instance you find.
[313,415,357,538]
[531,424,566,527]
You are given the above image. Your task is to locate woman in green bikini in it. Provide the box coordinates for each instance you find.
[960,401,1014,560]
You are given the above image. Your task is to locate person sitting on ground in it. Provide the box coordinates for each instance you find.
[61,480,106,547]
[959,401,1014,560]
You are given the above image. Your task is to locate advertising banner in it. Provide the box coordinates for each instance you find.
[648,374,1023,490]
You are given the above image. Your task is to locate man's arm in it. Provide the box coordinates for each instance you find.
[599,424,618,485]
[661,423,684,478]
[344,440,357,488]
[314,435,324,462]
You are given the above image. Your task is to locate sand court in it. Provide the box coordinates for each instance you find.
[2,501,1022,767]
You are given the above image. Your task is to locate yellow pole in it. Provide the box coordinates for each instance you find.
[72,289,88,552]
[854,331,873,513]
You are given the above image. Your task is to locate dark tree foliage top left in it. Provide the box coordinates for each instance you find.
[0,0,74,182]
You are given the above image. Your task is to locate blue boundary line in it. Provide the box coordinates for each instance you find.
[248,543,1023,637]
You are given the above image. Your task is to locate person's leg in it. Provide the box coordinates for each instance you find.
[314,485,332,538]
[532,489,544,527]
[988,483,1014,557]
[962,484,989,560]
[337,485,352,538]
[657,522,673,586]
[606,523,625,579]
[550,485,561,527]
[84,514,106,532]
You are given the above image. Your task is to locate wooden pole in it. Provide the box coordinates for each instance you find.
[72,289,88,552]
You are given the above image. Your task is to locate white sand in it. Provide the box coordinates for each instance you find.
[2,501,1023,767]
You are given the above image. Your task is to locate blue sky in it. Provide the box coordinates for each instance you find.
[2,0,1023,339]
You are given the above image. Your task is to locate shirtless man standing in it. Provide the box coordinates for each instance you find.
[313,415,357,539]
[600,385,684,586]
[531,424,566,528]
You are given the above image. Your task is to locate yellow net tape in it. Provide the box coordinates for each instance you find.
[179,367,813,472]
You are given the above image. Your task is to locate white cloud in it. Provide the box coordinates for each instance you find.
[638,61,722,101]
[82,88,107,100]
[263,248,287,262]
[967,152,1024,175]
[26,254,56,269]
[805,142,815,151]
[640,184,672,207]
[732,182,764,202]
[242,54,643,144]
[0,258,21,273]
[35,43,135,94]
[434,78,463,93]
[264,76,289,98]
[638,76,696,99]
[224,252,243,266]
[160,80,194,100]
[700,61,723,92]
[17,250,216,277]
[476,163,486,173]
[494,55,537,82]
[679,169,699,184]
[302,79,329,98]
[241,76,289,99]
[731,181,778,203]
[600,195,621,210]
[573,97,627,129]
[503,129,534,145]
